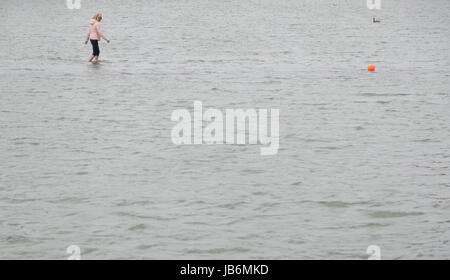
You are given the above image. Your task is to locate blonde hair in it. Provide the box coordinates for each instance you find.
[92,13,102,21]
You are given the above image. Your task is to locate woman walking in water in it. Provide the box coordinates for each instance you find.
[85,13,110,62]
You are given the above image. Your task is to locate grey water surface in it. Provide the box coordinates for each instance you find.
[0,0,449,259]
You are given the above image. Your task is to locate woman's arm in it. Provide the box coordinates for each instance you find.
[85,29,90,44]
[96,23,110,42]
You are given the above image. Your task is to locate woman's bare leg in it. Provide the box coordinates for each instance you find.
[94,56,99,62]
[88,55,94,62]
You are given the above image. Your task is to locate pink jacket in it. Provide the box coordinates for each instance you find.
[86,19,108,41]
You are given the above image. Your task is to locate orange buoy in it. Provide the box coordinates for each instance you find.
[368,65,376,72]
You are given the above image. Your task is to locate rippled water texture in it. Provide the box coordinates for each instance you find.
[0,0,449,259]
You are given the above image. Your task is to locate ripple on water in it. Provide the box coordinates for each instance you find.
[136,244,155,250]
[114,200,154,207]
[184,247,251,255]
[5,235,33,244]
[48,197,88,204]
[349,223,391,229]
[129,224,148,231]
[366,211,424,218]
[218,201,246,209]
[115,212,173,221]
[317,201,370,208]
[360,92,411,97]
